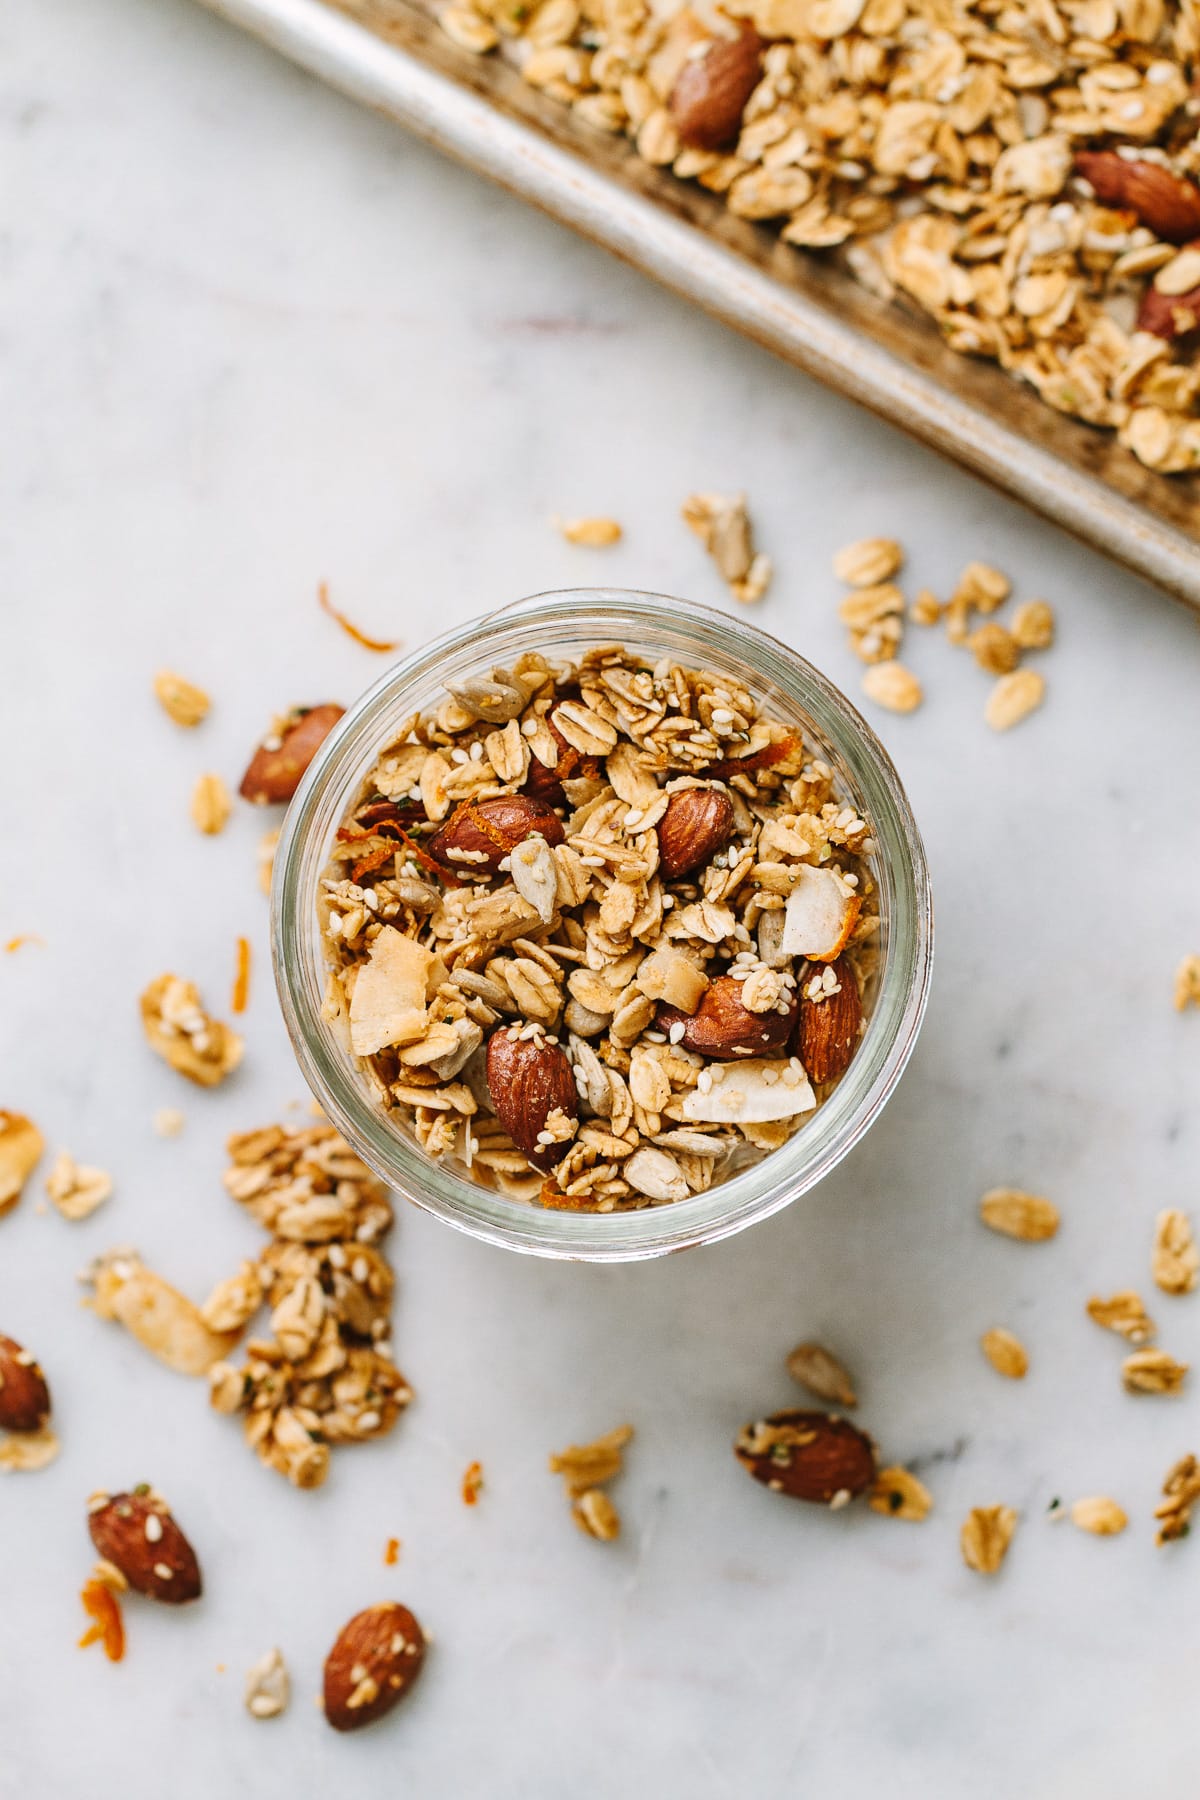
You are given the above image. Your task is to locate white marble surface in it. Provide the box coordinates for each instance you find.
[4,1,1200,1794]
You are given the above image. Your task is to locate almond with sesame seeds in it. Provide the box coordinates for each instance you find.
[88,1488,202,1603]
[0,1334,51,1432]
[240,705,345,805]
[323,1603,426,1732]
[735,1410,876,1506]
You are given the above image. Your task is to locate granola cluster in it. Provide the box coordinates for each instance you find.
[435,0,1200,473]
[318,647,880,1211]
[206,1123,412,1488]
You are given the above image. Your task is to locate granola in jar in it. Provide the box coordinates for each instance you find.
[316,646,881,1212]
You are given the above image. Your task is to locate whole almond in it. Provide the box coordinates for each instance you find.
[734,1409,877,1505]
[657,973,796,1060]
[485,1027,579,1171]
[796,957,862,1084]
[239,704,345,804]
[670,27,763,151]
[428,795,565,876]
[1137,281,1200,340]
[323,1601,426,1732]
[87,1488,202,1604]
[0,1334,51,1432]
[655,786,735,880]
[1074,152,1200,244]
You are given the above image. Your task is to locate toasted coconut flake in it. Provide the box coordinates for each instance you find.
[348,928,435,1057]
[681,1058,815,1125]
[86,1250,239,1376]
[780,866,861,961]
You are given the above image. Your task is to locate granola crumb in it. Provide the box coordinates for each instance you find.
[153,1108,186,1139]
[0,1111,44,1217]
[785,1341,857,1407]
[1122,1348,1188,1396]
[1086,1291,1155,1345]
[190,773,231,836]
[573,1487,621,1540]
[832,538,902,588]
[4,934,44,954]
[550,1424,631,1540]
[383,1536,400,1566]
[1010,601,1055,651]
[1156,1455,1200,1545]
[45,1151,113,1222]
[244,1647,290,1720]
[909,589,943,627]
[868,1465,932,1521]
[559,516,623,548]
[682,491,771,603]
[78,1576,125,1660]
[979,1188,1059,1242]
[461,1460,484,1506]
[1152,1210,1199,1295]
[969,622,1020,676]
[140,974,243,1088]
[980,1327,1028,1380]
[1069,1496,1127,1537]
[1173,956,1200,1013]
[153,671,210,728]
[861,661,923,714]
[960,1504,1017,1575]
[985,669,1045,733]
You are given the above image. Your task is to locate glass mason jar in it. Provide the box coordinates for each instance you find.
[272,589,933,1262]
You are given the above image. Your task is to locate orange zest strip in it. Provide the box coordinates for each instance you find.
[318,582,400,654]
[461,1461,484,1506]
[4,935,44,954]
[78,1580,125,1662]
[383,1536,401,1566]
[231,936,251,1015]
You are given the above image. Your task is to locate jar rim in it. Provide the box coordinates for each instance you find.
[271,588,934,1261]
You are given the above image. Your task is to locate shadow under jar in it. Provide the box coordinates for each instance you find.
[272,589,933,1262]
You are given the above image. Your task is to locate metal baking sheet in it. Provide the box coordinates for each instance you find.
[197,0,1200,607]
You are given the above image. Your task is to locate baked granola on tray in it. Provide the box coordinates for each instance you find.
[318,648,880,1211]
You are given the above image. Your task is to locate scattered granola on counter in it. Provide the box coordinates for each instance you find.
[868,1464,933,1521]
[979,1187,1060,1241]
[683,491,772,602]
[207,1122,412,1490]
[318,648,880,1211]
[1069,1496,1127,1536]
[140,974,244,1088]
[45,1151,113,1222]
[84,1250,239,1376]
[245,1647,291,1720]
[1122,1347,1189,1394]
[1087,1290,1155,1344]
[437,0,1200,475]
